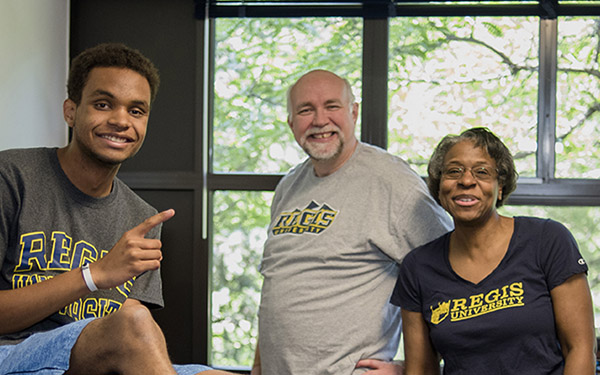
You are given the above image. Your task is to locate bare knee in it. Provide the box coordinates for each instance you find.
[110,304,163,342]
[68,305,174,374]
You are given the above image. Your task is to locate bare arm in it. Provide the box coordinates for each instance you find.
[251,342,261,375]
[0,209,174,335]
[551,273,596,375]
[401,309,440,375]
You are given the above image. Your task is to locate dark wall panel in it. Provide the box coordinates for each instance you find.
[134,189,200,364]
[70,0,198,172]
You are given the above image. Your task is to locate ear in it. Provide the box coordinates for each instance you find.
[63,99,76,128]
[287,115,294,130]
[498,185,503,201]
[351,102,359,124]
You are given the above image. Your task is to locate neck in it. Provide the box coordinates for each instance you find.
[57,145,120,198]
[451,212,511,257]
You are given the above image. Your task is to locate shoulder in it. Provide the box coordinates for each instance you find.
[403,233,449,265]
[514,216,571,237]
[113,177,157,216]
[0,147,53,168]
[353,143,425,185]
[356,142,412,168]
[0,148,55,181]
[513,216,579,262]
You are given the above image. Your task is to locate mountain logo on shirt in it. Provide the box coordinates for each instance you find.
[271,201,338,235]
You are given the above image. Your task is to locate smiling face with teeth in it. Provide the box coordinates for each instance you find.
[287,70,359,177]
[63,66,151,167]
[438,140,503,226]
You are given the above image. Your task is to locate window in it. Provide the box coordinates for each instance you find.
[556,16,600,178]
[211,190,271,365]
[388,16,539,176]
[200,0,600,369]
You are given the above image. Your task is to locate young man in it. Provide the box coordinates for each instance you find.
[252,70,453,375]
[0,43,231,375]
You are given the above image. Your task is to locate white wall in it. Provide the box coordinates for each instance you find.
[0,0,69,151]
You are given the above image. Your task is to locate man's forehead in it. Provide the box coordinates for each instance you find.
[83,67,151,104]
[291,76,347,103]
[295,71,343,89]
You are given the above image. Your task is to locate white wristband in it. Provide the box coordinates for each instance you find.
[81,263,98,292]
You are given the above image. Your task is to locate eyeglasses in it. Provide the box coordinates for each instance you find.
[441,165,498,181]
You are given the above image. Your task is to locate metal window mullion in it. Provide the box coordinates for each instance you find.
[195,4,215,364]
[361,17,389,149]
[536,18,557,182]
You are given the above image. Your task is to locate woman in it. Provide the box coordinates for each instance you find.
[391,127,596,374]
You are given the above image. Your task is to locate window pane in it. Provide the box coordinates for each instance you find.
[211,190,272,367]
[388,17,539,176]
[213,17,363,173]
[556,17,600,178]
[499,205,600,329]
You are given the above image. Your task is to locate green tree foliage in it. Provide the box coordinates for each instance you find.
[388,17,539,176]
[212,191,272,365]
[556,17,600,178]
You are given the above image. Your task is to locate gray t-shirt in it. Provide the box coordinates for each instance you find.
[0,148,163,345]
[258,142,453,375]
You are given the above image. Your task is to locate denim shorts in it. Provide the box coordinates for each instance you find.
[0,319,212,375]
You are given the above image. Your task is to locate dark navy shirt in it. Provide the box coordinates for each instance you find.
[392,216,588,374]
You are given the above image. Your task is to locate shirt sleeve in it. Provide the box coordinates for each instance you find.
[0,162,20,274]
[390,250,423,312]
[538,218,588,291]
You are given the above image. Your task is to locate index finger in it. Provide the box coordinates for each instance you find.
[355,359,383,369]
[132,209,175,237]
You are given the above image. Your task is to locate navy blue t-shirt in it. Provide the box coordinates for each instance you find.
[391,216,588,374]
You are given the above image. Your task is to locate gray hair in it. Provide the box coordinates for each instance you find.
[427,127,518,208]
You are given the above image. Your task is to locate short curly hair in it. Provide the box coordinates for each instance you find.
[67,43,160,106]
[427,127,518,208]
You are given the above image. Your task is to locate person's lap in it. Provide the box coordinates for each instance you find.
[0,319,212,375]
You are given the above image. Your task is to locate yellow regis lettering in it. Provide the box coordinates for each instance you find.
[318,210,336,226]
[451,298,467,312]
[70,241,99,269]
[469,293,484,308]
[15,232,48,272]
[83,298,99,319]
[272,213,290,230]
[484,288,500,303]
[288,211,301,226]
[510,282,524,296]
[299,210,316,226]
[48,232,72,271]
[500,284,510,299]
